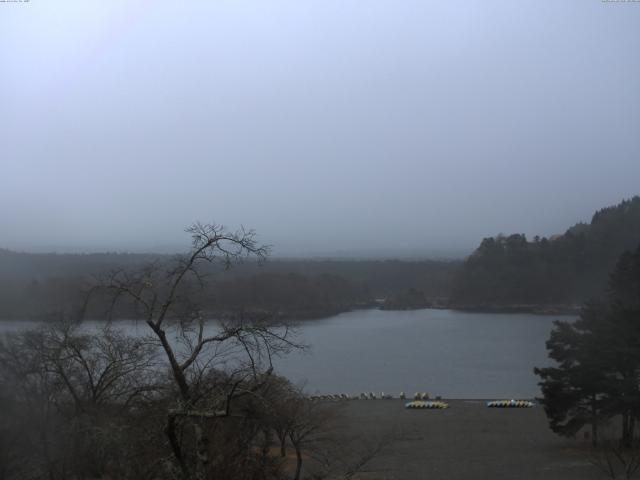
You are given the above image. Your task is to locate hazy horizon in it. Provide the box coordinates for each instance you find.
[2,1,639,257]
[1,193,636,258]
[0,193,635,259]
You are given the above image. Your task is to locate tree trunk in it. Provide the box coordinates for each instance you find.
[280,435,287,457]
[147,321,190,399]
[622,412,632,447]
[293,444,303,480]
[261,429,273,459]
[591,394,598,447]
[165,414,189,479]
[193,422,209,480]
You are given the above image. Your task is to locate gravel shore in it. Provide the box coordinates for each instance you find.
[335,399,600,480]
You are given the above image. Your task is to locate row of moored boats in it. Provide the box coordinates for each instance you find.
[308,393,535,409]
[309,392,438,401]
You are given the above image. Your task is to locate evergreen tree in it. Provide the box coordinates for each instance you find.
[604,245,640,445]
[534,302,609,445]
[535,244,640,446]
[454,196,640,307]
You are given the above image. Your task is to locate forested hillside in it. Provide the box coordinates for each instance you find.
[4,196,638,318]
[0,250,459,320]
[452,196,640,308]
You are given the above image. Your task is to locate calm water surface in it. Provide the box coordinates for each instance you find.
[275,309,570,398]
[0,309,571,398]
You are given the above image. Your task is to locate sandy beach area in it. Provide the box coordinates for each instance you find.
[333,399,600,480]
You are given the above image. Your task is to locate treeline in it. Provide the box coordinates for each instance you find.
[452,196,640,308]
[0,249,460,320]
[208,273,368,318]
[6,195,640,317]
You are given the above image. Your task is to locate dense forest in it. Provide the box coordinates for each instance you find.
[452,196,640,309]
[2,196,640,319]
[0,249,458,320]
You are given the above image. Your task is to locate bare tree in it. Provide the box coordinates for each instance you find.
[309,429,399,480]
[261,385,395,480]
[585,424,640,480]
[0,223,384,480]
[86,222,301,480]
[288,399,340,480]
[0,317,163,480]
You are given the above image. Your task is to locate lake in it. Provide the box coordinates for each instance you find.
[0,308,571,399]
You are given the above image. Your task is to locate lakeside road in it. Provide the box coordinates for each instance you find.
[335,399,599,480]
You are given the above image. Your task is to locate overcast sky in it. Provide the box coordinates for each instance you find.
[1,1,639,257]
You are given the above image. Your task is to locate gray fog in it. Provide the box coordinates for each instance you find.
[1,1,639,257]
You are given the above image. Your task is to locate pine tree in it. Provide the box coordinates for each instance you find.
[534,302,609,445]
[535,244,640,446]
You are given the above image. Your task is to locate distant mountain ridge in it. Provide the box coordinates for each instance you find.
[452,196,640,308]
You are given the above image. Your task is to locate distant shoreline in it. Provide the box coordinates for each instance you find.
[447,304,580,315]
[0,304,579,324]
[379,302,580,316]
